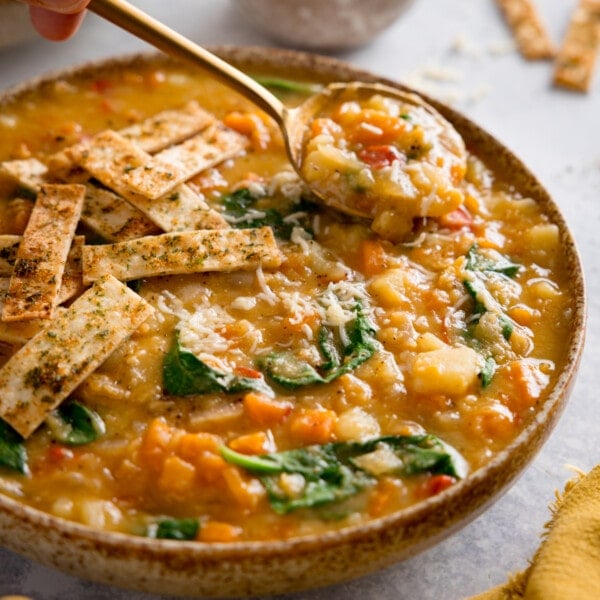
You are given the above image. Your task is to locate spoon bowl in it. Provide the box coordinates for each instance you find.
[88,0,465,228]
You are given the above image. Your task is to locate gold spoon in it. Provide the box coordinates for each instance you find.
[88,0,465,224]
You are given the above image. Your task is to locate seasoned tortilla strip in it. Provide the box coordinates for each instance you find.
[553,0,600,91]
[0,235,21,276]
[0,158,48,193]
[496,0,556,59]
[82,184,160,242]
[2,184,85,322]
[151,124,248,188]
[0,275,154,438]
[82,226,283,283]
[118,101,215,153]
[45,148,89,183]
[0,279,49,345]
[80,127,246,201]
[57,235,86,304]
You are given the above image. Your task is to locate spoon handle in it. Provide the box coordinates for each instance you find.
[88,0,285,123]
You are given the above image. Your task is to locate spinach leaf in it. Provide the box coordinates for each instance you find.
[164,337,273,396]
[258,302,378,389]
[46,401,106,446]
[252,76,322,96]
[221,434,467,514]
[0,419,27,474]
[479,356,496,388]
[150,517,199,540]
[221,188,314,240]
[465,244,520,277]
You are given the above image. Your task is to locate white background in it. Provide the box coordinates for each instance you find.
[0,0,599,598]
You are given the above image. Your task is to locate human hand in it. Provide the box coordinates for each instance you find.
[25,1,90,41]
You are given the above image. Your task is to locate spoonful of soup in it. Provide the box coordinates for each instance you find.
[89,0,467,242]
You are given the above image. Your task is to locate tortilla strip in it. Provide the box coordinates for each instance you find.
[2,184,85,322]
[82,226,283,284]
[496,0,556,59]
[0,158,48,193]
[0,278,49,345]
[150,124,249,189]
[0,274,154,438]
[80,127,246,201]
[82,184,160,242]
[553,0,600,91]
[0,235,21,276]
[118,100,215,153]
[57,235,86,304]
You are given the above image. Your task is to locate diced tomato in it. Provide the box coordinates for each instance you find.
[47,444,74,464]
[419,474,457,497]
[358,145,404,170]
[437,205,473,230]
[90,79,112,94]
[233,365,263,379]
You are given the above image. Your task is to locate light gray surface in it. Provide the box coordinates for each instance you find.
[0,1,598,598]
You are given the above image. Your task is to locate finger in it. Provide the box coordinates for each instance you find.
[26,0,90,14]
[29,5,86,41]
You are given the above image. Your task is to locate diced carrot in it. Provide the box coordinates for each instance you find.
[47,444,74,464]
[437,205,473,230]
[90,78,112,94]
[347,110,406,145]
[157,455,197,496]
[310,117,342,138]
[368,477,402,517]
[508,360,549,410]
[358,238,387,277]
[139,418,173,470]
[145,69,166,88]
[288,408,337,445]
[229,431,274,455]
[177,432,221,462]
[194,452,228,484]
[222,466,265,509]
[243,392,293,426]
[508,305,539,326]
[223,111,271,150]
[450,162,466,185]
[198,520,242,543]
[418,474,456,498]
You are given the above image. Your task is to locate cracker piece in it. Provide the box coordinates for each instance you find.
[0,158,48,193]
[553,0,600,91]
[118,101,216,153]
[496,0,556,59]
[0,235,21,276]
[0,275,154,438]
[82,184,160,242]
[0,278,49,345]
[82,226,283,284]
[1,184,85,322]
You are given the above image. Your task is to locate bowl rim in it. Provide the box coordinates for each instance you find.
[0,45,587,590]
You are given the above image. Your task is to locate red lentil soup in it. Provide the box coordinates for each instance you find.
[0,56,576,544]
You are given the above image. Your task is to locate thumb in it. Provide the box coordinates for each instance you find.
[26,1,90,15]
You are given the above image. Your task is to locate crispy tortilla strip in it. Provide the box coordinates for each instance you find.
[82,226,283,284]
[45,148,89,183]
[2,184,85,322]
[57,235,86,304]
[118,101,215,153]
[553,0,600,91]
[0,275,154,438]
[496,0,556,59]
[82,184,160,241]
[0,235,21,276]
[151,124,248,188]
[80,127,246,201]
[0,158,48,193]
[0,278,49,345]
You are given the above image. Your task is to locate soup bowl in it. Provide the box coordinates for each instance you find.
[0,47,586,597]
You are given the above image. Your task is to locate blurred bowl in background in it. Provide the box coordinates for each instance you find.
[233,0,414,51]
[0,0,36,49]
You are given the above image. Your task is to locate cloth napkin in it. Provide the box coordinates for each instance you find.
[469,464,600,600]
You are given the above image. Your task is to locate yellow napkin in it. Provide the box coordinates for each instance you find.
[470,464,600,600]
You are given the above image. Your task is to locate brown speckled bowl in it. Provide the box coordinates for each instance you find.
[0,48,586,597]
